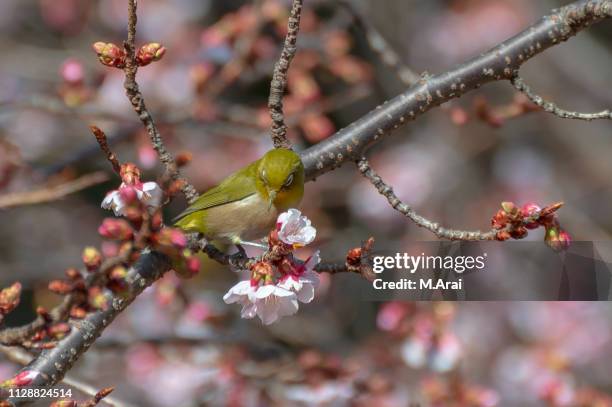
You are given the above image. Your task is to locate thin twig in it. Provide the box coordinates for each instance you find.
[90,126,121,174]
[10,0,612,393]
[122,0,198,204]
[300,0,612,179]
[511,75,612,120]
[356,158,497,241]
[0,172,108,210]
[0,295,74,346]
[268,0,303,149]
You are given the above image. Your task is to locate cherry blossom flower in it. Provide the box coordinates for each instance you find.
[252,285,299,325]
[101,181,163,216]
[223,281,299,325]
[277,251,321,303]
[276,209,316,247]
[223,280,259,320]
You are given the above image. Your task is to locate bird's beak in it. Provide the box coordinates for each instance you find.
[268,190,277,210]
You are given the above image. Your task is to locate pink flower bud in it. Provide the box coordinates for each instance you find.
[558,230,572,250]
[449,107,469,125]
[82,246,102,270]
[119,186,138,204]
[98,218,134,241]
[6,370,40,387]
[92,42,126,68]
[48,323,71,338]
[60,58,84,84]
[136,43,166,67]
[545,227,571,252]
[153,228,188,251]
[521,202,541,229]
[185,256,201,277]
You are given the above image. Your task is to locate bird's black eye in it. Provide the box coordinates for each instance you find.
[283,173,294,188]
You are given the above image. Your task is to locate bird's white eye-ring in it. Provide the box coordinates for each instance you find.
[283,173,294,187]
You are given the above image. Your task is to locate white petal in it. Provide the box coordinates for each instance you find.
[273,286,296,297]
[253,285,276,299]
[303,251,321,272]
[300,271,320,289]
[240,302,257,319]
[101,190,126,216]
[256,299,281,325]
[278,276,301,292]
[277,296,299,317]
[296,283,315,303]
[141,182,163,209]
[223,281,252,304]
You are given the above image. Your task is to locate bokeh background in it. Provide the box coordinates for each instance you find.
[1,0,611,405]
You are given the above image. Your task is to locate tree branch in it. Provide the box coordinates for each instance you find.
[300,0,612,180]
[122,0,198,204]
[7,251,170,398]
[9,0,612,394]
[511,75,612,120]
[357,157,498,240]
[268,0,303,149]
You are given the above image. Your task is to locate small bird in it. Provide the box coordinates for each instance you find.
[174,148,304,245]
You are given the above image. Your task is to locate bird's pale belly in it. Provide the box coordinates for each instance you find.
[204,194,279,243]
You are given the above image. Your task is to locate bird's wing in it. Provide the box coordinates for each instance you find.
[172,164,258,223]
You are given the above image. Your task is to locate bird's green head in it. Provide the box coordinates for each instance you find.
[257,148,304,210]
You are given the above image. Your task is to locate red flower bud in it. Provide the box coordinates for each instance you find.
[510,226,528,239]
[65,268,82,280]
[49,280,73,295]
[521,202,541,229]
[6,370,40,387]
[82,247,102,271]
[98,218,134,241]
[136,43,166,66]
[119,186,138,204]
[48,323,71,338]
[185,255,201,277]
[346,247,363,266]
[545,226,571,252]
[153,228,187,251]
[491,209,508,229]
[70,306,87,319]
[124,206,144,225]
[496,230,511,241]
[92,42,126,68]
